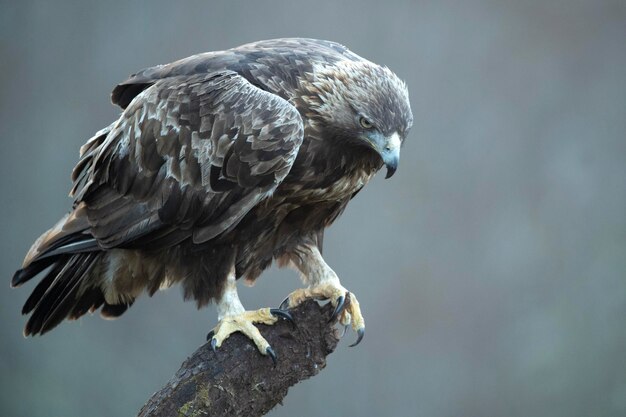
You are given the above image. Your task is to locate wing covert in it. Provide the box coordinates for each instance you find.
[73,71,303,248]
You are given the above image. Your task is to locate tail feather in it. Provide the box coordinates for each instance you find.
[35,238,99,262]
[15,213,107,335]
[22,205,91,267]
[15,205,140,335]
[22,259,67,314]
[24,252,99,336]
[12,256,59,288]
[101,300,134,319]
[38,254,99,335]
[68,287,105,320]
[12,236,98,288]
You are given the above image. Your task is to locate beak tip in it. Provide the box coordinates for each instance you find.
[385,166,396,179]
[383,155,399,179]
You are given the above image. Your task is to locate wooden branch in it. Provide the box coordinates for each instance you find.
[137,300,341,417]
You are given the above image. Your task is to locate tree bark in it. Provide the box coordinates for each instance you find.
[137,300,341,417]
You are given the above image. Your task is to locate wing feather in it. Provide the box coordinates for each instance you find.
[73,70,303,249]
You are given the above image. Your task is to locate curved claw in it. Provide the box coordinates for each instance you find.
[279,296,290,311]
[270,308,294,323]
[206,330,215,342]
[349,327,365,347]
[266,346,277,366]
[270,308,296,328]
[329,294,346,323]
[210,337,218,353]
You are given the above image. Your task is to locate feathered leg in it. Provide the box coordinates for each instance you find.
[207,268,292,364]
[280,243,365,346]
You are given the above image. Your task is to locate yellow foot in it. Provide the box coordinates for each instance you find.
[206,308,293,364]
[280,282,365,346]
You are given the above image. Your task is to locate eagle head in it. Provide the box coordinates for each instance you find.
[304,59,413,178]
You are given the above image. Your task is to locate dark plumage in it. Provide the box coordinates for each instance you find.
[12,38,412,345]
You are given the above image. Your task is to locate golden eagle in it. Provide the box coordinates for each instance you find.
[12,38,412,362]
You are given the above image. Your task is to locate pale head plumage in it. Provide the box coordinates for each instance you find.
[303,59,412,141]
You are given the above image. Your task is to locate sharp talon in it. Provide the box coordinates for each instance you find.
[206,330,215,341]
[266,346,277,366]
[349,327,365,347]
[330,295,346,322]
[270,308,295,325]
[279,296,290,310]
[210,337,218,353]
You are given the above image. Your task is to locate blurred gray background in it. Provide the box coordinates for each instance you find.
[1,1,625,416]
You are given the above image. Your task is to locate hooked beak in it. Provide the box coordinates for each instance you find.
[382,148,400,179]
[364,131,401,179]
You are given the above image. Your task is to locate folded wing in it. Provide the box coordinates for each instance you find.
[73,70,304,250]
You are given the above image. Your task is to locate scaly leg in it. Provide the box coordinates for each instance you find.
[280,243,365,346]
[207,269,292,364]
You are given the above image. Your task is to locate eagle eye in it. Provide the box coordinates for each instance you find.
[359,116,374,129]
